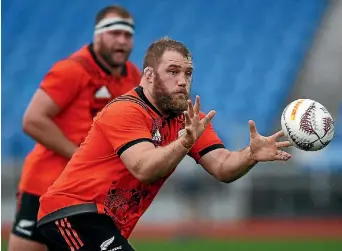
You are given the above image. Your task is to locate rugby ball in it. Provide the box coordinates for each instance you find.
[281,99,334,151]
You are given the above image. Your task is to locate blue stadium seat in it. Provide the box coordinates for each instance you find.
[2,0,328,159]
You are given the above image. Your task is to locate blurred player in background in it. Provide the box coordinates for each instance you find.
[36,37,292,251]
[8,5,140,251]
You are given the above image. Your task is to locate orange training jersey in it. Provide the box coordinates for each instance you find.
[19,44,140,196]
[38,86,225,239]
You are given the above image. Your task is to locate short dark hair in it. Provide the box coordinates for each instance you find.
[143,37,192,70]
[95,5,133,25]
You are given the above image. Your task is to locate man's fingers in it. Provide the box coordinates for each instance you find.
[272,130,285,140]
[276,141,292,148]
[248,120,258,137]
[201,110,216,127]
[193,95,200,114]
[187,99,194,118]
[184,111,191,126]
[275,150,292,161]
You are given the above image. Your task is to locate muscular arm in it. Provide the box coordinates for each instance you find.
[197,119,292,183]
[188,112,257,183]
[22,60,85,159]
[199,147,258,183]
[120,136,192,183]
[23,89,78,159]
[98,99,198,184]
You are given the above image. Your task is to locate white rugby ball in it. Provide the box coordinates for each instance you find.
[281,99,334,151]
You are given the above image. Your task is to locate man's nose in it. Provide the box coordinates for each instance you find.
[117,34,128,44]
[177,74,187,87]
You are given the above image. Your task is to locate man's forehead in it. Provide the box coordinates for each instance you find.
[104,12,132,21]
[160,51,192,67]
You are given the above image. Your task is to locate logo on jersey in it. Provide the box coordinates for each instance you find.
[151,118,163,146]
[95,86,112,99]
[152,129,162,143]
[91,85,113,117]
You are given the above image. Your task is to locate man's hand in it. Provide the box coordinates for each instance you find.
[181,95,216,149]
[248,120,292,162]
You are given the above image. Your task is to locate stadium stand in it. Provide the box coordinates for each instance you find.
[2,0,328,159]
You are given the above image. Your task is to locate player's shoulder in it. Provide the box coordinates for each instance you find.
[51,44,93,72]
[107,89,148,113]
[126,61,141,76]
[126,61,140,71]
[97,89,150,120]
[49,56,87,76]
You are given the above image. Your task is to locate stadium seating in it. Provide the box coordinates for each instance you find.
[2,0,328,159]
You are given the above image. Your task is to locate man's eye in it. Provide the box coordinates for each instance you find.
[169,70,178,75]
[186,71,192,77]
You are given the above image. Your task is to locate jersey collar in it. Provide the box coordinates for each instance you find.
[135,86,163,117]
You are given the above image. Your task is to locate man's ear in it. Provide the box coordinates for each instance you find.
[143,67,154,83]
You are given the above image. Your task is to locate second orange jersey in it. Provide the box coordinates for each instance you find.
[19,44,140,196]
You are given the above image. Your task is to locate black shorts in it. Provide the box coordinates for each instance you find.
[11,191,46,244]
[37,213,135,251]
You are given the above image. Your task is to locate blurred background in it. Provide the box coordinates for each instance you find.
[2,0,342,250]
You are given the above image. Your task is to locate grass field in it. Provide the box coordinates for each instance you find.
[133,240,342,251]
[2,239,342,251]
[2,219,342,250]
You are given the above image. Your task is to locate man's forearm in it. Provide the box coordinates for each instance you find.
[23,116,78,159]
[217,147,258,183]
[132,137,191,183]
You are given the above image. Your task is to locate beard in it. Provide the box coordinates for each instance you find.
[153,73,190,117]
[98,38,131,68]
